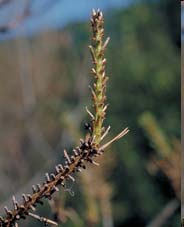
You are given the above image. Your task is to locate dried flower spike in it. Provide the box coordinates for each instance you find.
[0,9,129,227]
[89,9,110,146]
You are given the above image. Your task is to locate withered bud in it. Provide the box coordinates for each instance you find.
[36,184,41,192]
[27,194,32,201]
[22,194,28,203]
[64,149,71,164]
[57,164,64,171]
[50,173,56,180]
[55,166,60,173]
[12,196,19,210]
[32,185,37,193]
[45,173,50,183]
[73,149,78,156]
[4,207,12,217]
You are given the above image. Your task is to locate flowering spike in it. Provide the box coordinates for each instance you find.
[0,10,129,227]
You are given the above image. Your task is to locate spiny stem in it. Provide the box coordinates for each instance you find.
[0,9,129,227]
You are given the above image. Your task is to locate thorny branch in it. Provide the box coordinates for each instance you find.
[0,9,129,227]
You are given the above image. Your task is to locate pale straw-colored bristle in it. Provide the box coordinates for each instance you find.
[100,125,111,141]
[100,127,129,150]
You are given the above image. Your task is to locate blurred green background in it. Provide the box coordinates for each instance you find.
[0,0,180,227]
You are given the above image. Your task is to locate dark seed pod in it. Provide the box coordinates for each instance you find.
[73,149,79,156]
[55,166,60,173]
[45,194,52,200]
[20,215,26,220]
[50,186,59,194]
[70,155,75,162]
[76,168,82,172]
[22,194,28,203]
[83,150,88,155]
[20,205,25,211]
[45,173,50,183]
[4,207,12,217]
[27,194,32,201]
[50,173,56,180]
[76,147,81,153]
[57,164,64,171]
[36,184,41,192]
[64,165,70,172]
[44,183,49,190]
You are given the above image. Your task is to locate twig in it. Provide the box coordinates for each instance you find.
[146,199,179,227]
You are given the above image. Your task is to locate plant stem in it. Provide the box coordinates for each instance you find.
[89,9,110,146]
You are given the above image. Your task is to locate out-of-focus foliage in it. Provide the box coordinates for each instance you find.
[0,0,179,227]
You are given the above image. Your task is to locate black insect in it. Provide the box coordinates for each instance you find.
[84,122,92,131]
